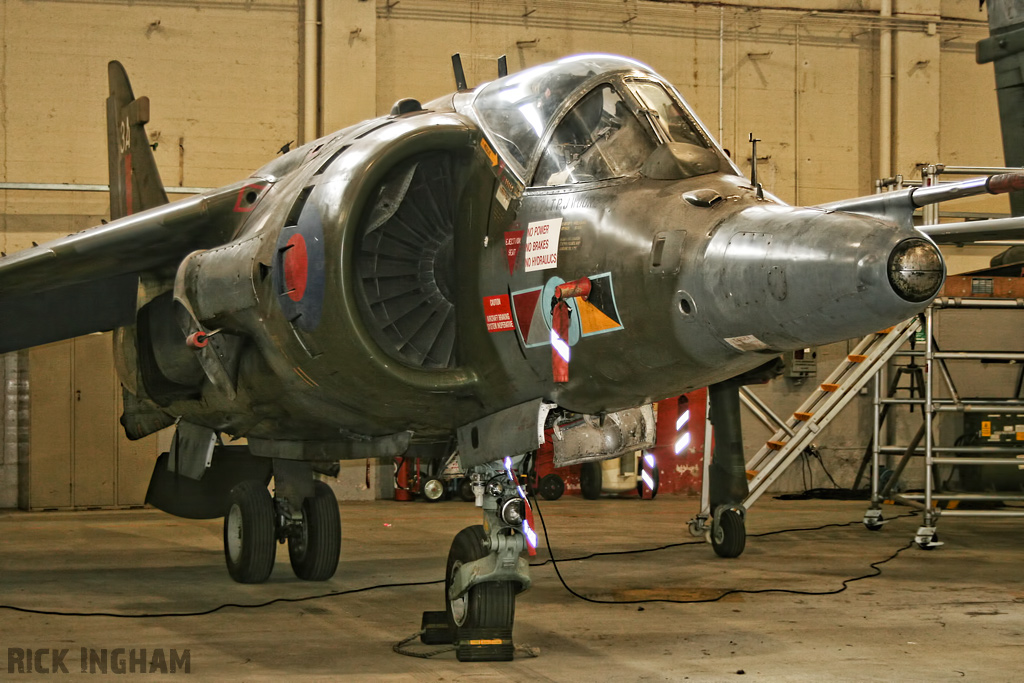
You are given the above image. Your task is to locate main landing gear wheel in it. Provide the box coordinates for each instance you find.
[538,473,565,501]
[224,480,276,583]
[446,525,515,661]
[580,462,602,499]
[711,507,746,559]
[288,480,341,581]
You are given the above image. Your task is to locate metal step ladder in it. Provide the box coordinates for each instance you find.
[742,316,923,509]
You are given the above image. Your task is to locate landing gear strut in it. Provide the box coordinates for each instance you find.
[444,460,532,661]
[707,379,750,559]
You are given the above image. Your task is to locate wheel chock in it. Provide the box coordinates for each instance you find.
[455,628,514,662]
[420,611,454,645]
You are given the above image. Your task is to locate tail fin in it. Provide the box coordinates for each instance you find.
[106,61,168,220]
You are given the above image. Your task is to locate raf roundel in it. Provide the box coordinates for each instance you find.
[283,234,309,302]
[273,192,326,332]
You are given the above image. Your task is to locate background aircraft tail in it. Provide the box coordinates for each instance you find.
[106,60,168,220]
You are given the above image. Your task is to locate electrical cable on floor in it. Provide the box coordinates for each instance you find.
[0,578,443,619]
[528,494,917,605]
[391,631,455,659]
[0,504,918,619]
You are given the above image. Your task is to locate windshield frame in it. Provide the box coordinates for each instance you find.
[624,77,716,150]
[528,77,661,189]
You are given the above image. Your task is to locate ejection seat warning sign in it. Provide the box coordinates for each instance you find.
[524,218,562,272]
[484,294,515,332]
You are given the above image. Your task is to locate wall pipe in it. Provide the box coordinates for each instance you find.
[879,0,893,180]
[303,0,320,144]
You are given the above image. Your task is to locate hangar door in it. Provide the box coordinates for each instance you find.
[24,334,160,510]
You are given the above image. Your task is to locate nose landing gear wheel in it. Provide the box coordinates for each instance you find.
[445,525,515,661]
[711,507,746,558]
[224,480,276,583]
[288,480,341,581]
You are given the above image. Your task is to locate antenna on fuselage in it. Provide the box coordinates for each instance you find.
[749,132,764,200]
[498,54,508,78]
[451,53,468,91]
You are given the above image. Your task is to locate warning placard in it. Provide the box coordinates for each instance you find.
[505,229,523,274]
[523,218,562,273]
[483,294,515,332]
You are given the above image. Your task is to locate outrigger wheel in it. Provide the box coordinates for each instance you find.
[711,506,746,558]
[445,525,516,661]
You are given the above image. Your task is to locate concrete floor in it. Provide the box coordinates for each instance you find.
[1,496,1021,682]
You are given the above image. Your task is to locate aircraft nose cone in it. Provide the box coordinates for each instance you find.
[689,205,945,353]
[888,238,943,303]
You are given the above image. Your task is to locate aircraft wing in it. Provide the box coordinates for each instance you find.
[0,181,253,353]
[917,215,1024,244]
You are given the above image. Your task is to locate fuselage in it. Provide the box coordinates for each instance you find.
[118,54,942,446]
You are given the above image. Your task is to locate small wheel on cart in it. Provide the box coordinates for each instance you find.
[537,473,565,501]
[422,478,447,502]
[687,517,707,537]
[458,478,476,502]
[863,509,885,532]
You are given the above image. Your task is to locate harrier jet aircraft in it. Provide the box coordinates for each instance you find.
[1,54,1021,661]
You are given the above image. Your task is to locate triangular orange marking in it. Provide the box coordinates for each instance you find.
[578,299,622,334]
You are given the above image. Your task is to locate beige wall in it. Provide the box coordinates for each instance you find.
[0,0,1009,252]
[0,0,1016,502]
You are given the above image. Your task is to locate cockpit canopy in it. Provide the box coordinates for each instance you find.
[470,54,725,187]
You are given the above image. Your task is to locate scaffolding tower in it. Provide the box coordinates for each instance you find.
[864,297,1024,547]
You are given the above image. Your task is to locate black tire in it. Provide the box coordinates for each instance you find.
[636,460,660,500]
[580,462,602,499]
[445,525,515,634]
[458,478,476,502]
[223,480,276,583]
[288,480,341,581]
[711,507,746,558]
[538,473,565,501]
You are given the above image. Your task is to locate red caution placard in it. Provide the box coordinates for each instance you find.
[484,294,515,332]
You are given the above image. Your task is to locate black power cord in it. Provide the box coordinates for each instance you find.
[0,579,442,619]
[0,504,917,618]
[528,494,918,605]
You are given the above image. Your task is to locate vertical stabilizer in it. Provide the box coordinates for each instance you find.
[106,61,168,220]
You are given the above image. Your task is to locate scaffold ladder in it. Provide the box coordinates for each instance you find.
[741,316,923,509]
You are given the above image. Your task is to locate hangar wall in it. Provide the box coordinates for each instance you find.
[0,0,1013,505]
